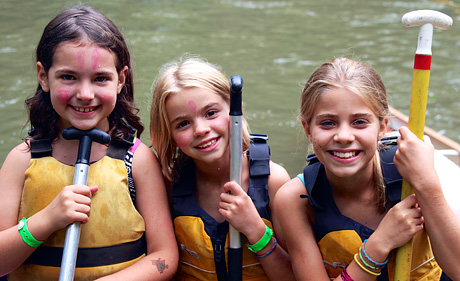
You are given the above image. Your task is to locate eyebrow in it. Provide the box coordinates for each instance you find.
[314,112,374,120]
[169,102,224,125]
[54,69,115,77]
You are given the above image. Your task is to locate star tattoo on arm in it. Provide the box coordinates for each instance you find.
[152,258,168,274]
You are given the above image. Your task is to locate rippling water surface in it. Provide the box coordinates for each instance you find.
[1,0,460,175]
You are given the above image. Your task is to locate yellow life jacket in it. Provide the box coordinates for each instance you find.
[172,134,272,281]
[8,137,145,281]
[302,144,443,280]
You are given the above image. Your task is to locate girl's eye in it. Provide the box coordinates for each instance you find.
[61,74,75,81]
[95,76,109,82]
[353,119,368,126]
[319,120,335,127]
[177,120,190,129]
[206,110,218,118]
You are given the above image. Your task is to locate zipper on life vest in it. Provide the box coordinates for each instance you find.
[212,238,228,281]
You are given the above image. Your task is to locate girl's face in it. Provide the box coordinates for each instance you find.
[37,41,128,132]
[165,87,230,164]
[303,87,387,180]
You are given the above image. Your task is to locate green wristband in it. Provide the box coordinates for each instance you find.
[247,225,273,253]
[18,217,44,247]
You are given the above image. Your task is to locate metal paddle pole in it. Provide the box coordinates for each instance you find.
[59,127,111,281]
[228,75,243,281]
[394,10,452,281]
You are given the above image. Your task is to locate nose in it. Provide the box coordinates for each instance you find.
[76,81,94,101]
[193,118,210,138]
[333,124,355,144]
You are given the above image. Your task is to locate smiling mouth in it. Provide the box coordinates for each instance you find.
[72,105,97,113]
[331,151,359,159]
[196,138,218,149]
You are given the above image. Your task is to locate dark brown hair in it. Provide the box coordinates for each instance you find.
[26,5,143,141]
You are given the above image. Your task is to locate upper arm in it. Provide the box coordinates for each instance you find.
[0,143,31,230]
[273,178,330,280]
[131,143,177,254]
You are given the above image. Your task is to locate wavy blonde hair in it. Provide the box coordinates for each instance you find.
[300,58,389,211]
[150,57,250,182]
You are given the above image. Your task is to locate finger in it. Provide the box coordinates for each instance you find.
[398,126,410,139]
[223,181,244,195]
[400,194,418,208]
[89,185,98,194]
[423,135,432,145]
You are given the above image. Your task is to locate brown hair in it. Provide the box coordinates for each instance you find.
[300,58,389,211]
[26,5,143,141]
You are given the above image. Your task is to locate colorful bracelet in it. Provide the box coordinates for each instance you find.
[255,237,277,258]
[18,217,44,248]
[362,239,389,266]
[354,254,381,276]
[359,248,382,270]
[247,225,273,253]
[341,267,355,281]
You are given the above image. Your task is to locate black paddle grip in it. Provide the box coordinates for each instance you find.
[230,75,243,116]
[62,127,111,165]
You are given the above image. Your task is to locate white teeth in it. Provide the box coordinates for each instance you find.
[333,151,356,159]
[197,139,216,149]
[74,106,95,113]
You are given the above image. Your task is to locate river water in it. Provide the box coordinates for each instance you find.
[1,0,460,176]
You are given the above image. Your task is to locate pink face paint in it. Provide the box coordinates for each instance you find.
[188,100,197,115]
[92,48,100,70]
[174,135,191,148]
[56,88,71,102]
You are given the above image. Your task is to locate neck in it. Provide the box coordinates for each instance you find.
[326,163,375,199]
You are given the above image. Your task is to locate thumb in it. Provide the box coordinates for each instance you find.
[89,185,99,194]
[224,181,244,195]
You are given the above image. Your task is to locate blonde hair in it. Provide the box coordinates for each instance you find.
[150,57,250,182]
[300,58,389,211]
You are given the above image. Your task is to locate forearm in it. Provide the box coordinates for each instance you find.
[0,226,37,275]
[255,236,296,281]
[415,188,460,278]
[96,248,178,281]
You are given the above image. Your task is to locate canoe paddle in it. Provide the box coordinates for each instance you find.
[394,10,452,281]
[228,75,243,281]
[59,127,111,281]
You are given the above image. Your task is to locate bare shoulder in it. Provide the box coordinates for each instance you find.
[274,177,306,207]
[131,140,165,196]
[267,161,290,192]
[132,141,160,168]
[1,142,31,175]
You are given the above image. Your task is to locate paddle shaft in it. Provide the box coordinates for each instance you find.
[394,15,439,280]
[228,75,243,281]
[59,128,110,281]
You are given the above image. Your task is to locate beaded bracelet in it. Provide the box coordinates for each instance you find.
[18,217,44,248]
[247,225,273,253]
[255,237,277,258]
[341,267,355,281]
[359,248,382,271]
[362,239,389,266]
[354,254,381,276]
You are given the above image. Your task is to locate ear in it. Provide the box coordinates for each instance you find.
[378,117,389,140]
[37,62,49,92]
[301,118,313,142]
[117,66,129,94]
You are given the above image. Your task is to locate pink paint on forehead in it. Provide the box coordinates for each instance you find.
[92,48,101,70]
[188,100,197,115]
